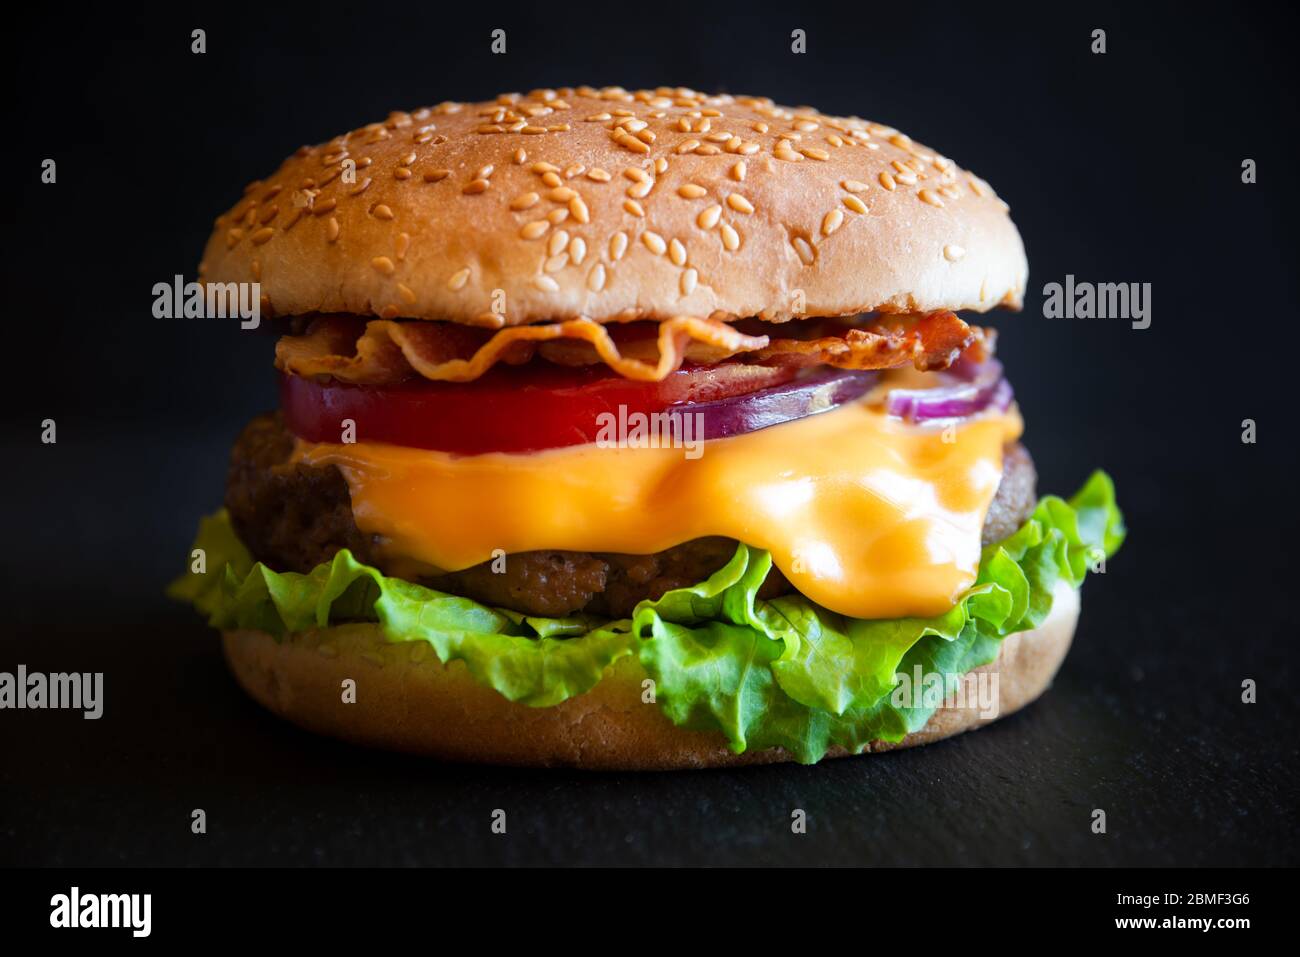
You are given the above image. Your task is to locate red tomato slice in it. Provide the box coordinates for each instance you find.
[280,361,798,455]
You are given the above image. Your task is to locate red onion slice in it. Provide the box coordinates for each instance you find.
[682,368,880,440]
[884,359,1013,422]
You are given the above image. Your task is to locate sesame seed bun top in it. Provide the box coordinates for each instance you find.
[200,86,1029,327]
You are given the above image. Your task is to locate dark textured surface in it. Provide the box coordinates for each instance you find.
[2,2,1299,866]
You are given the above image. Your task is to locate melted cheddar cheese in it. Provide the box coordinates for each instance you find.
[293,400,1024,620]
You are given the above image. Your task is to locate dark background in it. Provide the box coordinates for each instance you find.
[1,0,1297,865]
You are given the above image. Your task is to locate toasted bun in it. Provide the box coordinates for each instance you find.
[222,585,1077,770]
[201,86,1027,327]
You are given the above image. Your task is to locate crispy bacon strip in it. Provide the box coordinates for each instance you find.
[276,315,770,385]
[750,311,983,372]
[275,312,990,386]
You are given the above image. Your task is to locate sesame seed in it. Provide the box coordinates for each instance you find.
[514,148,527,164]
[697,204,722,230]
[668,238,686,266]
[676,139,701,154]
[943,244,966,261]
[544,253,568,273]
[843,195,869,215]
[822,209,844,235]
[394,168,412,180]
[726,193,754,214]
[548,230,570,256]
[521,220,550,240]
[547,208,569,224]
[349,177,373,196]
[587,262,607,291]
[397,283,417,304]
[259,206,279,224]
[680,268,698,296]
[792,236,815,265]
[569,236,587,264]
[610,231,628,260]
[617,132,651,154]
[642,231,667,255]
[448,267,471,290]
[878,171,897,191]
[251,227,275,245]
[395,233,410,261]
[918,188,945,207]
[511,192,540,211]
[626,179,653,199]
[720,223,740,251]
[799,147,830,161]
[533,162,560,174]
[424,169,450,182]
[371,204,395,220]
[548,186,578,202]
[623,199,645,217]
[570,196,590,223]
[586,168,612,182]
[532,275,560,292]
[326,218,340,242]
[564,163,585,179]
[730,161,746,181]
[463,179,490,195]
[842,179,869,193]
[372,256,396,276]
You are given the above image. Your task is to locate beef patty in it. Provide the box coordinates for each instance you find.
[226,413,1037,618]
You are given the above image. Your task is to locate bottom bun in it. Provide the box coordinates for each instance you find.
[223,584,1079,770]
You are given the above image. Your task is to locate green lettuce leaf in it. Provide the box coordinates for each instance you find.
[170,471,1123,763]
[167,517,637,707]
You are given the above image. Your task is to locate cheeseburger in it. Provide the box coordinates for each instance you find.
[172,86,1124,768]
